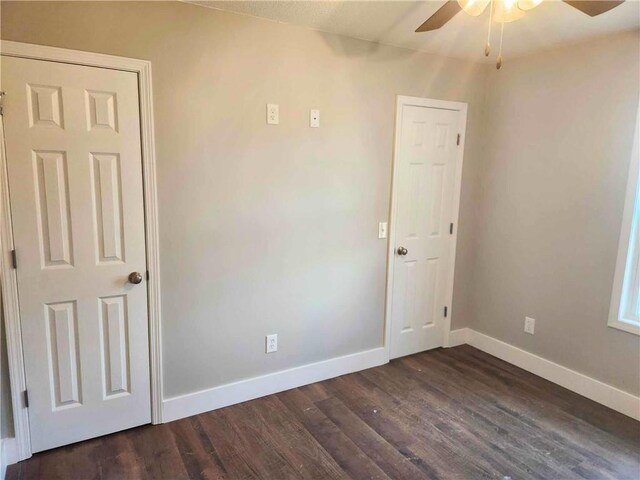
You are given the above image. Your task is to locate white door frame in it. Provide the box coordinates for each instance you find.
[0,41,163,461]
[384,95,468,357]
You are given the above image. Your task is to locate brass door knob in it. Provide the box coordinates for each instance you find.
[128,272,143,284]
[397,246,408,256]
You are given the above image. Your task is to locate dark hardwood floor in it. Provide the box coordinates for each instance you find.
[7,345,640,479]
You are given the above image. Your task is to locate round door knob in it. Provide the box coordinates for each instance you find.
[397,246,408,256]
[128,272,143,284]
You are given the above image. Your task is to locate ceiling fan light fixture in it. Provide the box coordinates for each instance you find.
[517,0,543,10]
[457,0,491,16]
[415,0,625,69]
[493,0,526,22]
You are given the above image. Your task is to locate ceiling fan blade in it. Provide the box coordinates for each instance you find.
[563,0,624,16]
[415,0,462,32]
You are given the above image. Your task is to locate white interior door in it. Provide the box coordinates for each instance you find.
[389,103,462,359]
[2,56,150,452]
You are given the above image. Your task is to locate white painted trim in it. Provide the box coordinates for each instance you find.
[444,101,468,347]
[608,104,639,336]
[384,95,468,358]
[163,347,388,423]
[0,41,153,73]
[0,41,163,460]
[0,97,31,462]
[446,327,470,347]
[1,438,18,479]
[449,328,640,421]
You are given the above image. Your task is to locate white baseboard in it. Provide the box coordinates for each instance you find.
[447,327,470,347]
[163,328,639,423]
[1,437,19,480]
[449,328,640,421]
[162,347,388,423]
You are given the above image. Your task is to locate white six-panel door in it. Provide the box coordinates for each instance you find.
[2,56,150,452]
[389,103,461,359]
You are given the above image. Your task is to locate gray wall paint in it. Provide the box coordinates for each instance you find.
[0,1,487,399]
[469,30,640,395]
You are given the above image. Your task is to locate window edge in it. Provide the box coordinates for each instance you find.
[608,104,640,336]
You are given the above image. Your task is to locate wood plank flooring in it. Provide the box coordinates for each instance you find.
[7,345,640,479]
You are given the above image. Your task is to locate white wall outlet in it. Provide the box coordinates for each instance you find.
[310,109,320,128]
[524,317,535,335]
[267,104,279,125]
[378,222,388,239]
[266,334,278,353]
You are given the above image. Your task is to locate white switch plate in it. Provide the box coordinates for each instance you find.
[266,334,278,353]
[524,317,535,335]
[267,104,279,125]
[378,222,388,239]
[310,109,320,128]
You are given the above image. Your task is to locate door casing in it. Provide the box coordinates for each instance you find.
[384,95,468,357]
[0,40,163,461]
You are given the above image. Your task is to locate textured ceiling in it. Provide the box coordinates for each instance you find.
[189,1,640,61]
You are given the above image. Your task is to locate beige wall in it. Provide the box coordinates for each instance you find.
[0,1,487,401]
[470,30,640,395]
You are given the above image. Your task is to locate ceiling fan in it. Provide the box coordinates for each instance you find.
[415,0,625,69]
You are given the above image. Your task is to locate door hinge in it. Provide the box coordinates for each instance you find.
[449,223,454,235]
[11,249,17,269]
[23,390,29,408]
[0,91,5,116]
[444,306,448,318]
[456,133,461,146]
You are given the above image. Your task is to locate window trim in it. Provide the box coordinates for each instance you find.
[608,106,640,335]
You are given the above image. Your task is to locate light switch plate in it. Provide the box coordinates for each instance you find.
[378,222,388,239]
[310,109,320,128]
[267,104,279,125]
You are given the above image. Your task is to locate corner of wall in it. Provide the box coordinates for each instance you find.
[0,436,18,479]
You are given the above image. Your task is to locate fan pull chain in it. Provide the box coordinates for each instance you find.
[496,19,505,69]
[485,0,494,56]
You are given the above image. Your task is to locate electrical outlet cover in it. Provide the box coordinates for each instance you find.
[267,104,279,125]
[266,334,278,353]
[524,317,535,335]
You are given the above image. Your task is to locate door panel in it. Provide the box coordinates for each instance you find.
[46,301,81,408]
[2,56,150,452]
[92,152,125,263]
[390,104,460,359]
[34,150,74,267]
[99,295,130,397]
